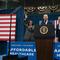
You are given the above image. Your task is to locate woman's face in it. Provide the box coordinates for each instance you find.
[29,21,32,25]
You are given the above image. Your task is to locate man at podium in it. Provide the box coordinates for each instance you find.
[35,14,55,60]
[39,14,52,25]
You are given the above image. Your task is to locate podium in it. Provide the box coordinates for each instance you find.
[34,24,55,60]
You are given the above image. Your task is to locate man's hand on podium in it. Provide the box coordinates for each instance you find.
[54,37,58,43]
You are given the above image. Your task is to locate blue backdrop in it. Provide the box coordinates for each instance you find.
[27,12,60,25]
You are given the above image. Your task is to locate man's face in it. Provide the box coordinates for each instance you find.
[58,17,60,23]
[43,15,48,21]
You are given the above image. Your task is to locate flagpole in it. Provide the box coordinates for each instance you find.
[8,14,12,56]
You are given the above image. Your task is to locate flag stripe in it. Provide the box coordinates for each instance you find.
[0,20,16,22]
[0,14,16,16]
[0,24,16,26]
[0,30,15,32]
[0,28,15,30]
[0,26,16,28]
[0,18,16,20]
[0,34,15,36]
[0,16,16,18]
[0,22,16,24]
[0,36,14,38]
[0,32,15,34]
[0,36,15,38]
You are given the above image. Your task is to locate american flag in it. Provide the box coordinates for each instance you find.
[0,14,16,41]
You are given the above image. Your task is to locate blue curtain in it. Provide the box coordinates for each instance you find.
[16,7,24,41]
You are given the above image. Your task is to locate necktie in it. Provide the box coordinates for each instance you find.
[44,21,46,24]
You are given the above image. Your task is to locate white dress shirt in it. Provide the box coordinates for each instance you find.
[44,20,48,25]
[59,24,60,30]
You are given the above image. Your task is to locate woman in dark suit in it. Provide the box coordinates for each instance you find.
[24,20,35,41]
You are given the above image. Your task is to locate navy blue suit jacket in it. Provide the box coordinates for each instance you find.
[40,20,52,25]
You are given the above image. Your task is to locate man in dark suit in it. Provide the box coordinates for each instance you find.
[42,14,49,24]
[56,16,60,42]
[35,14,54,60]
[39,14,52,25]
